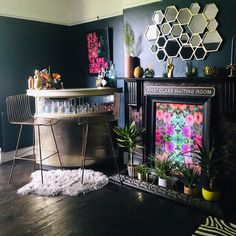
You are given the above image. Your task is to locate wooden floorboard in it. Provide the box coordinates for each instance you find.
[0,160,235,236]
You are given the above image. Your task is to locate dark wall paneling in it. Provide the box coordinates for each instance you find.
[1,0,236,151]
[68,15,124,88]
[123,0,236,77]
[0,16,69,151]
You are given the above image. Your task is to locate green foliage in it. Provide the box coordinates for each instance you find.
[192,143,230,180]
[113,121,145,165]
[177,164,200,188]
[137,164,149,175]
[124,21,135,55]
[153,155,176,179]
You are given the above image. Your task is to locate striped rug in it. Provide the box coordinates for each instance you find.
[193,216,236,236]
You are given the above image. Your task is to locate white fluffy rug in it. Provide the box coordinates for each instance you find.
[17,169,109,196]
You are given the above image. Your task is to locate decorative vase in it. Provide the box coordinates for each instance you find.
[34,77,43,90]
[203,66,218,77]
[133,66,144,78]
[137,172,145,181]
[184,186,195,196]
[202,187,221,201]
[125,55,134,78]
[158,177,167,188]
[127,164,137,178]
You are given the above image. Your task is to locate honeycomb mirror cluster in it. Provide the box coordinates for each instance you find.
[145,3,223,61]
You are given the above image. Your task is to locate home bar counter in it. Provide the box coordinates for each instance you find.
[27,87,123,167]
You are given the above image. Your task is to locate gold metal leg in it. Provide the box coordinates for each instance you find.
[81,123,88,184]
[50,125,63,169]
[8,124,23,184]
[106,122,122,185]
[33,126,36,171]
[37,126,44,184]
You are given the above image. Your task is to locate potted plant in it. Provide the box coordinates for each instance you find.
[154,154,176,188]
[124,21,135,77]
[113,121,145,178]
[192,143,230,201]
[137,164,149,181]
[177,162,200,196]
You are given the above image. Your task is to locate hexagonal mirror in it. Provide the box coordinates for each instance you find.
[152,10,165,25]
[194,46,207,60]
[189,13,208,34]
[207,19,218,31]
[156,49,167,61]
[202,30,222,52]
[145,25,160,42]
[177,8,192,25]
[164,6,178,22]
[146,3,222,62]
[190,3,200,15]
[179,45,194,60]
[171,24,183,38]
[161,23,171,35]
[182,25,192,35]
[180,33,190,44]
[157,36,167,48]
[190,34,202,47]
[203,3,218,20]
[164,39,180,57]
[151,44,158,53]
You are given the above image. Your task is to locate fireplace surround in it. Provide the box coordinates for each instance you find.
[124,77,236,163]
[145,91,212,164]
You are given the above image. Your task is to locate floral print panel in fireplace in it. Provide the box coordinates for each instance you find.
[155,102,203,164]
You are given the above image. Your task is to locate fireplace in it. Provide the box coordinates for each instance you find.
[144,85,215,164]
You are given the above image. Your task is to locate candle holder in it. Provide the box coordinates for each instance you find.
[226,64,236,77]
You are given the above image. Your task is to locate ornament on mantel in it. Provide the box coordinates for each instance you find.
[166,58,174,78]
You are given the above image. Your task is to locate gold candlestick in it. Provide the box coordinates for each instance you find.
[226,64,236,77]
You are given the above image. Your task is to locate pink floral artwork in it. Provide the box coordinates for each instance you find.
[155,102,203,164]
[86,29,110,75]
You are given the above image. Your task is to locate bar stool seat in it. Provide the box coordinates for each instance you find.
[78,93,121,184]
[6,94,63,184]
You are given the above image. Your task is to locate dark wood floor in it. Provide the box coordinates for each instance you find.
[0,160,235,236]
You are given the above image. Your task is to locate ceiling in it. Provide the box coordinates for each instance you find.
[0,0,160,26]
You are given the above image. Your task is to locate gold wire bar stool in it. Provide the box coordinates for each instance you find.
[78,93,121,184]
[6,94,63,184]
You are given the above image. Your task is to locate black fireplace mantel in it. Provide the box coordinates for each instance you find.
[123,77,236,161]
[124,77,236,115]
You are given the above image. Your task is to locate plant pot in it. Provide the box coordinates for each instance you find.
[137,172,145,181]
[184,186,195,196]
[145,173,149,182]
[127,164,137,178]
[124,55,134,78]
[158,177,167,188]
[202,187,221,201]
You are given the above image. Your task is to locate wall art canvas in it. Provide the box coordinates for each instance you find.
[155,102,203,164]
[86,28,111,75]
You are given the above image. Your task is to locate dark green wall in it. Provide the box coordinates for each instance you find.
[123,0,236,77]
[0,16,69,151]
[1,0,236,151]
[68,15,124,88]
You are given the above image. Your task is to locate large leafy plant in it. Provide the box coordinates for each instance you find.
[192,143,230,189]
[113,121,145,166]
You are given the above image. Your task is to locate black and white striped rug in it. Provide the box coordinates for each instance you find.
[193,216,236,236]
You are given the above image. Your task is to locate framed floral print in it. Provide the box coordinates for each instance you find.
[86,28,112,75]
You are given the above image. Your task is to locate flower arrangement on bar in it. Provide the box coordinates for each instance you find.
[28,66,63,90]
